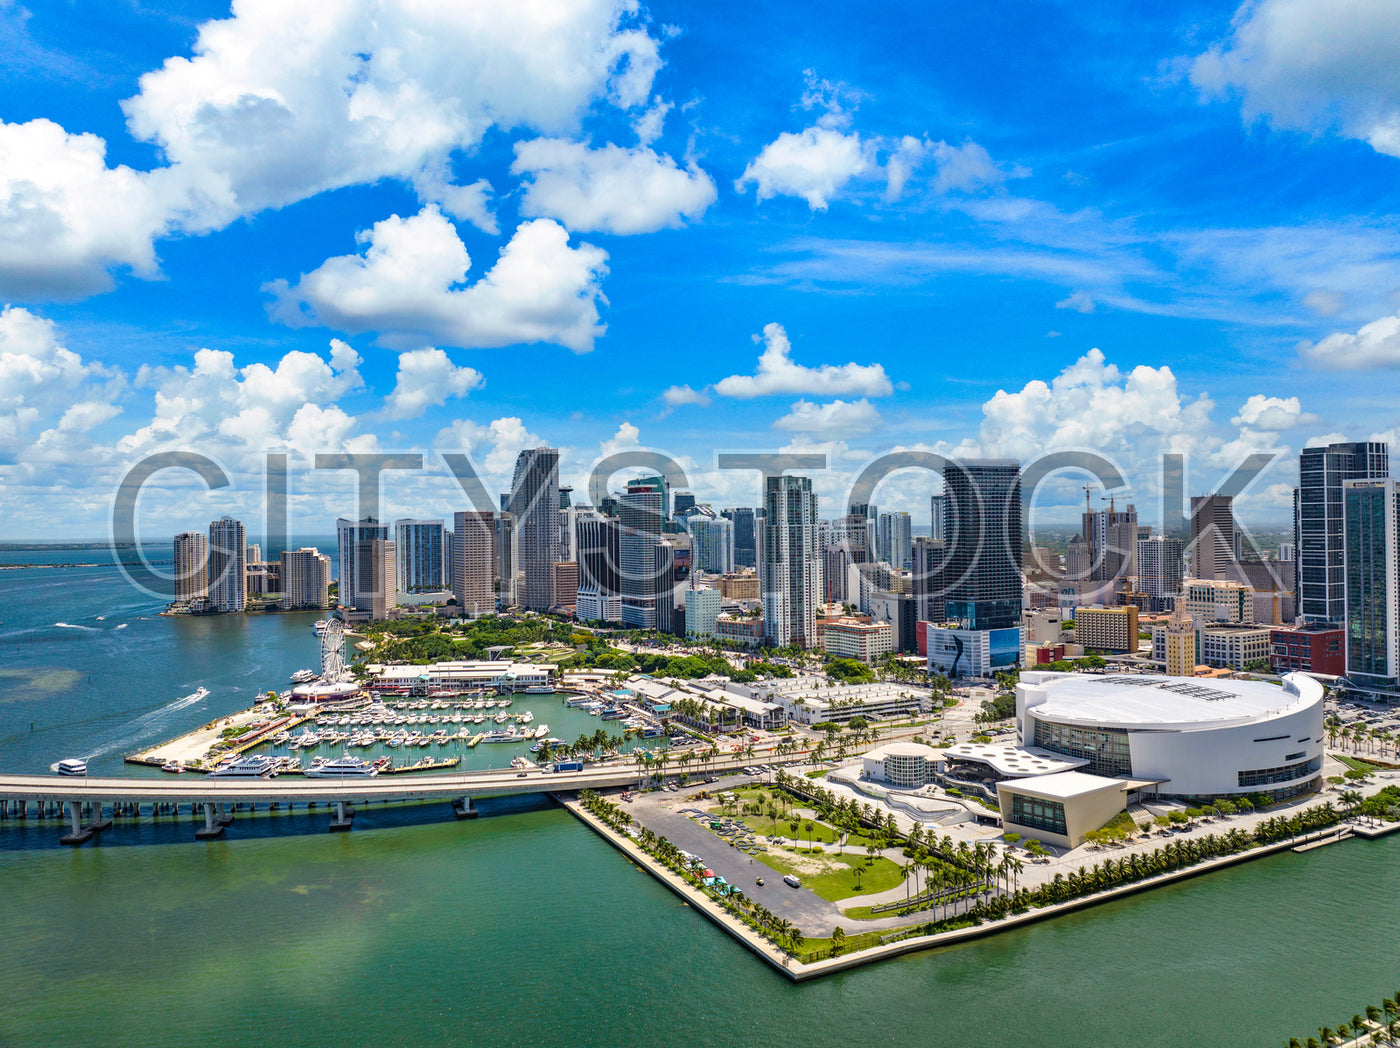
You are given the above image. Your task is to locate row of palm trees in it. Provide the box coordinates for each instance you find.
[579,789,807,953]
[1280,991,1400,1047]
[1327,719,1400,764]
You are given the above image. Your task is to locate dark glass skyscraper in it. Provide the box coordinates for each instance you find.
[1343,478,1399,697]
[1297,441,1388,626]
[508,447,561,611]
[941,460,1022,630]
[727,507,759,568]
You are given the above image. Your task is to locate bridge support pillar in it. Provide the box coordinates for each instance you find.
[329,800,354,832]
[89,800,112,834]
[451,797,478,820]
[60,800,92,845]
[195,802,225,840]
[216,802,234,827]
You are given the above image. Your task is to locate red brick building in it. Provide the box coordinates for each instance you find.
[1270,627,1344,677]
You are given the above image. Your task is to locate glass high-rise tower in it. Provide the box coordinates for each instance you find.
[1297,441,1388,626]
[941,460,1022,630]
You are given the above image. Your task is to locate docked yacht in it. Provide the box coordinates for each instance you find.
[304,755,378,778]
[209,755,279,777]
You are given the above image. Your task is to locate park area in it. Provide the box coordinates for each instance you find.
[702,785,906,902]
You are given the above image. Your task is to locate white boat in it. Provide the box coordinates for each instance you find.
[480,727,528,744]
[304,755,378,778]
[290,668,317,684]
[209,755,278,777]
[160,760,184,773]
[518,711,534,724]
[55,758,87,776]
[290,731,321,749]
[312,620,329,634]
[533,725,549,739]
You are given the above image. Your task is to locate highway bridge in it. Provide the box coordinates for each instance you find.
[0,754,769,843]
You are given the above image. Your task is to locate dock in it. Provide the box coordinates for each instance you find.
[1293,828,1352,852]
[466,733,483,748]
[382,757,462,775]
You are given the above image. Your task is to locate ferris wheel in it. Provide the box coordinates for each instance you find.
[320,614,347,681]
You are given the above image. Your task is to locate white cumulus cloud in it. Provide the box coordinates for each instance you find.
[511,138,716,234]
[772,398,882,439]
[265,206,609,353]
[1232,394,1316,430]
[600,421,641,457]
[381,348,484,420]
[714,322,893,399]
[0,120,175,297]
[0,305,124,458]
[1191,0,1400,158]
[1300,310,1400,369]
[661,384,710,408]
[735,125,870,210]
[0,0,663,297]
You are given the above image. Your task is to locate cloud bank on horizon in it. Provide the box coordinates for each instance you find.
[2,0,1399,534]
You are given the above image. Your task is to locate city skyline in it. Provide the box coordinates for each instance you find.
[6,1,1400,537]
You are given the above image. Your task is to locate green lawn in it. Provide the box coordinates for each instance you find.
[756,850,907,902]
[1335,754,1384,773]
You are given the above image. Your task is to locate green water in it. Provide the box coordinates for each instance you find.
[3,807,1398,1047]
[3,559,1397,1046]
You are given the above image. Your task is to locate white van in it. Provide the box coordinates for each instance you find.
[783,874,800,888]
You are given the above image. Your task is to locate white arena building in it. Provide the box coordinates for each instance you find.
[1014,671,1326,802]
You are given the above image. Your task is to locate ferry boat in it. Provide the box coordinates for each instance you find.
[312,620,329,634]
[524,687,551,694]
[209,755,278,777]
[305,755,378,778]
[290,668,317,684]
[55,758,87,776]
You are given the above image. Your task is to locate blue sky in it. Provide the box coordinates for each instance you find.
[4,0,1400,539]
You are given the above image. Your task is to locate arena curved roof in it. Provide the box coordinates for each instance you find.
[1020,672,1323,731]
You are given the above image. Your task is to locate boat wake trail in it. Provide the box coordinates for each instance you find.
[82,687,211,760]
[54,622,99,631]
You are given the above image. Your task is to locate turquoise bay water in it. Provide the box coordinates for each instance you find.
[2,560,1397,1047]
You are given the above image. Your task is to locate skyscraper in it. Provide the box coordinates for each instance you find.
[1189,495,1235,581]
[356,538,397,620]
[727,507,759,568]
[279,547,331,610]
[336,517,389,611]
[452,510,495,617]
[1137,534,1184,612]
[495,513,518,607]
[876,511,913,569]
[626,474,670,521]
[761,475,821,648]
[941,460,1022,630]
[394,519,447,592]
[911,535,946,624]
[620,485,665,628]
[1343,477,1400,699]
[822,514,870,604]
[689,516,735,574]
[508,447,561,611]
[207,516,246,612]
[172,531,207,604]
[930,494,948,542]
[1083,500,1137,587]
[1298,441,1389,626]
